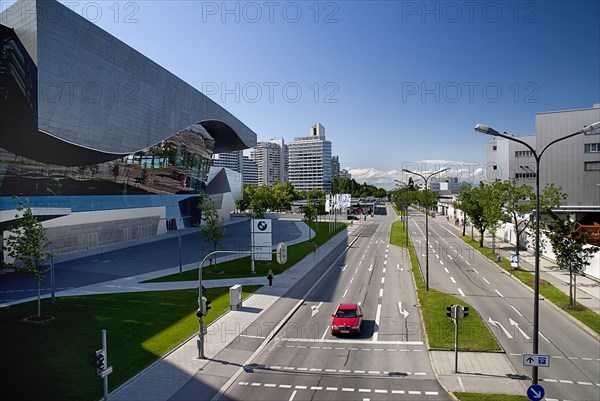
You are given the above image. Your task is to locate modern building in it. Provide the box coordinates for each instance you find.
[212,151,244,173]
[0,0,257,260]
[340,169,352,180]
[429,177,469,195]
[251,139,287,186]
[331,156,340,180]
[288,123,332,191]
[242,156,259,185]
[485,104,600,222]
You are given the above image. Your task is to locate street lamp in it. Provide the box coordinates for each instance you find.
[474,121,599,385]
[402,167,450,291]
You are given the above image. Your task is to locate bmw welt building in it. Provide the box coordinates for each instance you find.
[0,0,257,260]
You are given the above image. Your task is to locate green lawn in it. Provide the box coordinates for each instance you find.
[0,286,261,401]
[145,221,346,282]
[460,236,600,335]
[453,393,529,401]
[390,221,501,351]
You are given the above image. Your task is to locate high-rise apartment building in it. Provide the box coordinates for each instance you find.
[251,138,287,186]
[243,156,259,185]
[212,151,243,173]
[288,123,332,191]
[331,156,340,179]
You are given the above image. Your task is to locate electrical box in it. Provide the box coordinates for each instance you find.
[230,284,242,311]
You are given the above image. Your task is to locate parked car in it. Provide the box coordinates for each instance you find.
[347,215,360,220]
[331,303,363,335]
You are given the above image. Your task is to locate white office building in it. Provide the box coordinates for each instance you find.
[251,138,287,186]
[288,123,332,191]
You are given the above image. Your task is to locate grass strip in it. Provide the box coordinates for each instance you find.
[453,392,529,401]
[460,236,600,335]
[0,285,261,401]
[390,221,500,351]
[145,221,346,282]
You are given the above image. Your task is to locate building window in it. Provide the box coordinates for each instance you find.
[515,172,537,179]
[584,161,600,171]
[515,150,533,157]
[492,146,497,151]
[584,143,600,153]
[492,165,497,170]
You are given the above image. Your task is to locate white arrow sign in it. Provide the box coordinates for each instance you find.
[369,264,373,272]
[340,264,347,272]
[488,317,514,339]
[509,318,531,340]
[398,302,409,319]
[311,302,323,318]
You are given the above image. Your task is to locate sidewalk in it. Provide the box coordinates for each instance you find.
[108,223,353,401]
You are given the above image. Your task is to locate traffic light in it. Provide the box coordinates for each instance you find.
[446,306,453,319]
[201,296,211,316]
[95,349,106,374]
[462,306,469,318]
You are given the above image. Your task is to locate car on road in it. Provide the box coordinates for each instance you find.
[347,215,360,220]
[331,303,363,335]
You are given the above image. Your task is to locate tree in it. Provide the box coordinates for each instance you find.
[543,212,598,308]
[499,180,565,261]
[457,183,488,247]
[248,184,274,218]
[196,193,228,269]
[4,198,54,319]
[272,182,298,211]
[452,184,472,236]
[480,180,509,255]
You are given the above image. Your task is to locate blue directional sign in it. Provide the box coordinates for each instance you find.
[527,384,545,401]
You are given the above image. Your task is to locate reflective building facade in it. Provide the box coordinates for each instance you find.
[0,0,257,260]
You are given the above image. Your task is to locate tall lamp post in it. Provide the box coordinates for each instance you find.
[475,121,599,385]
[401,167,450,291]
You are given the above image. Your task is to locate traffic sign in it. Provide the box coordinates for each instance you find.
[527,384,545,400]
[523,353,550,367]
[98,366,113,378]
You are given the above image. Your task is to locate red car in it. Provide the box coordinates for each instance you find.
[331,303,363,335]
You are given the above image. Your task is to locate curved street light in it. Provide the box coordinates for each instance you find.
[474,120,599,385]
[401,167,450,291]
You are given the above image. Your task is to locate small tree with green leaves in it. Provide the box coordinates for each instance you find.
[4,198,54,319]
[197,193,228,252]
[543,211,598,308]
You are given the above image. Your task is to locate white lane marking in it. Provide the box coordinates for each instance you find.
[488,317,514,339]
[379,288,383,297]
[251,382,261,386]
[482,277,490,284]
[311,302,324,317]
[465,260,471,265]
[450,277,456,284]
[355,268,359,274]
[495,289,504,298]
[343,289,348,298]
[539,331,550,343]
[384,260,387,265]
[350,277,354,284]
[509,318,530,340]
[458,288,465,297]
[510,305,523,316]
[398,302,409,319]
[369,264,373,272]
[311,386,322,390]
[264,383,276,387]
[373,304,382,341]
[325,387,337,391]
[444,268,449,273]
[342,388,354,392]
[358,388,371,393]
[473,268,479,274]
[383,267,386,274]
[440,260,444,265]
[381,277,385,284]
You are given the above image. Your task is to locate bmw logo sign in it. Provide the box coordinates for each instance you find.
[257,221,268,231]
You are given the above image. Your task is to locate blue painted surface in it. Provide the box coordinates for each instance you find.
[527,384,545,401]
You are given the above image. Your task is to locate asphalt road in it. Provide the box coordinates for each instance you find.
[0,218,302,304]
[215,205,451,401]
[408,208,600,401]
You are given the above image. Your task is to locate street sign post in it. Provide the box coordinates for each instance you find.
[523,354,550,367]
[527,384,545,400]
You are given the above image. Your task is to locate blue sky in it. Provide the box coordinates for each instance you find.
[58,0,599,189]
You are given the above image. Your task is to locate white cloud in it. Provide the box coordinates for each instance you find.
[347,160,489,190]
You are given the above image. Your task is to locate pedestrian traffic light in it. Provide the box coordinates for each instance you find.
[95,349,106,374]
[446,305,454,320]
[463,306,469,318]
[201,296,211,316]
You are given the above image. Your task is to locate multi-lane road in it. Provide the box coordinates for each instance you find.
[216,206,451,401]
[408,207,600,401]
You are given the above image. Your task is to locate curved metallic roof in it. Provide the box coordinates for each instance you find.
[0,0,256,166]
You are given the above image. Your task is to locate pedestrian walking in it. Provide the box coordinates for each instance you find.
[267,270,274,287]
